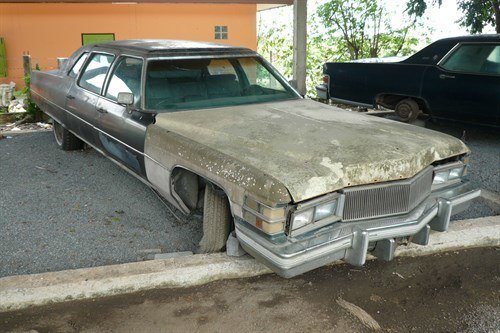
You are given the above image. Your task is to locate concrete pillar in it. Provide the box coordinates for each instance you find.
[293,0,307,96]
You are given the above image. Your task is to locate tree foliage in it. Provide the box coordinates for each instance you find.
[258,1,420,96]
[317,0,418,60]
[406,0,500,33]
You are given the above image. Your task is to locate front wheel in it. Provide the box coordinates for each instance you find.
[53,120,84,151]
[199,184,232,253]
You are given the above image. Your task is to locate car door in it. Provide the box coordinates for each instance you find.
[48,52,89,125]
[422,43,500,125]
[94,55,152,176]
[65,52,115,146]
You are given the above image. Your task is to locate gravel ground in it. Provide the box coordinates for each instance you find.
[0,131,203,278]
[424,119,499,220]
[0,118,497,277]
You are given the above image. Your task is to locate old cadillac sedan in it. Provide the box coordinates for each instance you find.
[31,40,480,277]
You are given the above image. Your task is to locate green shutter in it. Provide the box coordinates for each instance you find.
[81,33,115,46]
[0,38,7,78]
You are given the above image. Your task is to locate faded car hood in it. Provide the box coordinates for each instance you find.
[153,99,468,202]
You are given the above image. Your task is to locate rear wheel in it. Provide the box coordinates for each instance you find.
[395,98,420,122]
[199,184,232,253]
[52,120,84,151]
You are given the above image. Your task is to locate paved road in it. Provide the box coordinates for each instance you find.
[0,119,498,277]
[1,248,498,333]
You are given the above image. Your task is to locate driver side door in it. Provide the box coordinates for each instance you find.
[95,56,152,177]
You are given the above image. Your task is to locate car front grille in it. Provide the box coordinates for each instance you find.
[341,167,433,222]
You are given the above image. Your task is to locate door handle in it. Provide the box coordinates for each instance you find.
[66,94,75,100]
[439,74,455,79]
[96,107,108,113]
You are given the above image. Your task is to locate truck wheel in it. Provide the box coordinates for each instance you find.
[199,184,231,253]
[53,120,84,151]
[395,98,420,122]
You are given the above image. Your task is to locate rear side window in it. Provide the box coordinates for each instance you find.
[441,44,500,75]
[78,53,114,94]
[68,53,88,78]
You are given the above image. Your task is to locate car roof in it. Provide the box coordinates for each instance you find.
[435,34,500,44]
[404,34,500,65]
[91,39,256,56]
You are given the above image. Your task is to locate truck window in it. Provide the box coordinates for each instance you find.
[68,53,88,78]
[78,53,115,94]
[105,56,143,105]
[441,44,500,75]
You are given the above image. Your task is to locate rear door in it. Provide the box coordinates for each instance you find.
[422,43,500,125]
[65,52,115,145]
[94,55,151,176]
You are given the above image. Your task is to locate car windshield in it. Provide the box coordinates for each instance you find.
[144,57,299,111]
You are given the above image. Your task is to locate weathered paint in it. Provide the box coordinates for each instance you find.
[147,99,469,204]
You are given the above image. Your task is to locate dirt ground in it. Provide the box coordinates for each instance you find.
[1,247,499,333]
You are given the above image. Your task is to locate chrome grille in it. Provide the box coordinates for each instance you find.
[342,167,433,221]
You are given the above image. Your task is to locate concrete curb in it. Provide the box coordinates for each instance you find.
[0,215,498,313]
[0,128,51,137]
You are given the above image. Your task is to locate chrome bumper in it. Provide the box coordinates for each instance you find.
[315,84,329,100]
[236,181,480,278]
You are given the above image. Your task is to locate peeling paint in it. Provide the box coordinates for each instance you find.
[147,99,469,204]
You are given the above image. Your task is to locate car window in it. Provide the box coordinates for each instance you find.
[145,57,297,111]
[238,57,287,92]
[441,44,500,75]
[207,59,239,79]
[78,53,115,94]
[68,53,88,78]
[105,57,143,104]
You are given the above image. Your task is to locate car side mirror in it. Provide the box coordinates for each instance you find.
[117,92,134,106]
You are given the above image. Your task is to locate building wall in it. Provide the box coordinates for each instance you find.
[0,3,257,86]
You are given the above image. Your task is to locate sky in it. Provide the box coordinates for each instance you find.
[259,0,496,44]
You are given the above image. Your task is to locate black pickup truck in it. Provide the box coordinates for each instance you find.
[316,35,500,125]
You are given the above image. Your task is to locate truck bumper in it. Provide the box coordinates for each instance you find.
[315,84,329,100]
[235,181,480,278]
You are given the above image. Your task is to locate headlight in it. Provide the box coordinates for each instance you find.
[292,209,314,230]
[433,162,466,187]
[288,193,344,236]
[314,201,338,221]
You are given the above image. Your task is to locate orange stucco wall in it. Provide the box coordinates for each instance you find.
[0,3,257,87]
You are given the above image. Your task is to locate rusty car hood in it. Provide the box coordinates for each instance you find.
[152,99,468,202]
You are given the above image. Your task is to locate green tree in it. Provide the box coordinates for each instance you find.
[258,1,420,96]
[317,0,418,60]
[406,0,500,33]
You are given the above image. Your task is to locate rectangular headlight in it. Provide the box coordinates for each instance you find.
[314,201,337,221]
[288,193,343,236]
[292,209,314,230]
[433,170,450,184]
[433,161,466,187]
[449,166,464,180]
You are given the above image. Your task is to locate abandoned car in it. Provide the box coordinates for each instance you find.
[31,40,480,277]
[316,34,500,125]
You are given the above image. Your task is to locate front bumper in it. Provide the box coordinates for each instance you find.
[235,181,480,278]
